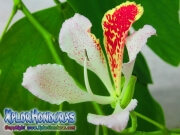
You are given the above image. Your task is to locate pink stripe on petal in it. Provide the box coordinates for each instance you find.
[22,64,92,105]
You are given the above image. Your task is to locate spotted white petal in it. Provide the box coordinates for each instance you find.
[59,13,113,94]
[22,64,92,105]
[122,25,156,93]
[87,99,137,132]
[126,25,156,61]
[0,114,14,135]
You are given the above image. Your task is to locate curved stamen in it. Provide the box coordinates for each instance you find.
[83,51,113,104]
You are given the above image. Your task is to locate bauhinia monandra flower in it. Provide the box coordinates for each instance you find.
[22,1,156,132]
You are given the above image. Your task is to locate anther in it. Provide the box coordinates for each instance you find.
[84,49,89,61]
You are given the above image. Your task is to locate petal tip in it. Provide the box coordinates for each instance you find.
[143,25,156,35]
[125,99,138,111]
[87,107,131,132]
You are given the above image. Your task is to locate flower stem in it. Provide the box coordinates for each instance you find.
[0,6,17,42]
[121,111,137,133]
[129,111,137,132]
[92,102,108,135]
[19,1,62,64]
[55,104,63,135]
[95,125,100,135]
[134,111,166,130]
[55,130,60,135]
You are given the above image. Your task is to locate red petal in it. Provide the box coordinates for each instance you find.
[102,1,143,91]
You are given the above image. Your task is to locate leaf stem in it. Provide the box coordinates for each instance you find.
[170,128,180,133]
[18,1,62,64]
[54,0,60,5]
[179,0,180,24]
[134,111,166,130]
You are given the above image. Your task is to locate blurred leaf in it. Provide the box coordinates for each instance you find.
[136,0,180,66]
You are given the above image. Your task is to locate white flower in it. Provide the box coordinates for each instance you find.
[22,1,156,132]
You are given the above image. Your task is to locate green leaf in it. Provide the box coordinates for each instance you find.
[0,3,108,135]
[134,53,152,84]
[134,83,165,131]
[0,4,96,135]
[115,0,180,66]
[135,0,180,66]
